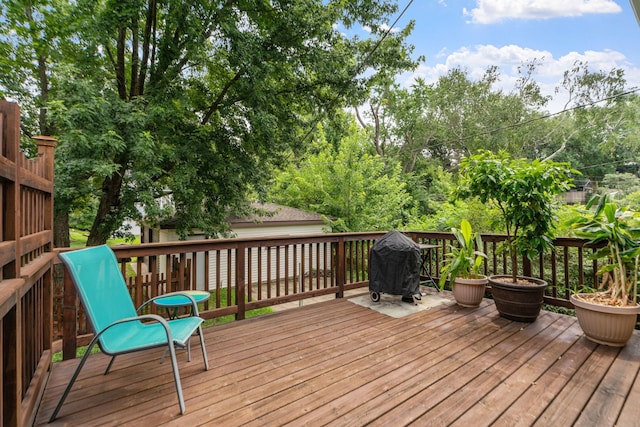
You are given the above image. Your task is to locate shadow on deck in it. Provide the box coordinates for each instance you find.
[36,289,640,426]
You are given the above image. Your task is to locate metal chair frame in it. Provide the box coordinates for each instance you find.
[50,245,209,421]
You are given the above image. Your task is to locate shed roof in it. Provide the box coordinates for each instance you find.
[228,203,325,228]
[159,202,326,229]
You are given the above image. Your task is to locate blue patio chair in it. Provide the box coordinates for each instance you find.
[49,245,209,421]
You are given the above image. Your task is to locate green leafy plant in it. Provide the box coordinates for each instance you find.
[455,150,576,282]
[568,194,640,306]
[439,219,487,289]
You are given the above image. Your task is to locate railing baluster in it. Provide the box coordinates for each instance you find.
[215,251,221,308]
[257,247,262,300]
[236,244,246,320]
[267,246,272,299]
[227,249,233,307]
[276,246,281,297]
[293,244,298,294]
[300,244,306,292]
[307,243,312,290]
[284,245,290,296]
[247,247,253,302]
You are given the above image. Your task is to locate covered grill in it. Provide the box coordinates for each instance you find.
[368,231,422,303]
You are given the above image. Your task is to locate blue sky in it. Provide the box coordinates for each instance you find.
[383,0,640,113]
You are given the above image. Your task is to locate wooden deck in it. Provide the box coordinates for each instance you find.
[35,289,640,426]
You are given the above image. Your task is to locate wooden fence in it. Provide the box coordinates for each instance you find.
[0,101,55,427]
[53,230,608,361]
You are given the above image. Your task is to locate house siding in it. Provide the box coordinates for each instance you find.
[155,223,329,290]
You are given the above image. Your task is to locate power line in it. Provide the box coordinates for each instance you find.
[298,0,416,145]
[580,159,636,170]
[298,0,639,171]
[356,0,416,76]
[444,86,640,144]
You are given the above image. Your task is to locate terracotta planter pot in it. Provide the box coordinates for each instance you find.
[570,294,640,347]
[488,275,548,322]
[452,276,488,308]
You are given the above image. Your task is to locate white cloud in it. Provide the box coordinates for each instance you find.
[464,0,622,24]
[398,44,640,113]
[362,23,399,34]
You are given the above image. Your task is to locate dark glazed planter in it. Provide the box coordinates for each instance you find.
[488,275,548,322]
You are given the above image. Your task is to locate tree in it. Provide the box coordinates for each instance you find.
[269,123,415,232]
[553,61,640,180]
[600,172,640,196]
[1,0,418,245]
[359,62,561,175]
[455,150,576,282]
[0,0,68,136]
[0,0,86,246]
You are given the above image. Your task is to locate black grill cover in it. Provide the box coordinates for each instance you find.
[369,231,421,297]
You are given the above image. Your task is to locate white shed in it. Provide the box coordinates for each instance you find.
[141,203,329,290]
[143,202,326,242]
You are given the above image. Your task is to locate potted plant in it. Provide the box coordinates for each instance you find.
[568,194,640,347]
[439,219,488,307]
[455,150,575,321]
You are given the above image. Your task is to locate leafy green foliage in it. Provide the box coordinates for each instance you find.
[362,62,562,172]
[622,190,640,212]
[552,62,640,180]
[600,173,640,196]
[568,194,640,305]
[2,0,418,244]
[456,150,576,281]
[439,219,487,289]
[4,2,638,245]
[269,124,415,231]
[407,198,503,234]
[359,60,638,194]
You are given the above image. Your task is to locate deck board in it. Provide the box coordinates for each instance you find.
[35,290,640,426]
[574,336,640,426]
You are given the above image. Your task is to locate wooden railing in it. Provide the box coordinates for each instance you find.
[53,233,384,358]
[0,101,56,427]
[53,231,607,362]
[408,232,603,308]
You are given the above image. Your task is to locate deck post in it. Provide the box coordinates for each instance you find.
[335,239,345,298]
[236,244,246,320]
[1,100,22,427]
[3,291,21,427]
[62,270,78,360]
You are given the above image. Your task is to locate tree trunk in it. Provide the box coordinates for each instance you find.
[52,212,69,309]
[38,54,50,135]
[53,211,70,248]
[511,244,518,282]
[87,167,125,246]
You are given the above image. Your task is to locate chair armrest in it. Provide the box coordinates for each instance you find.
[94,314,175,347]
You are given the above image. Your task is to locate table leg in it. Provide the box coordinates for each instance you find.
[420,247,439,292]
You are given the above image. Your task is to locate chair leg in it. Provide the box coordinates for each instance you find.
[167,340,186,414]
[104,355,117,374]
[197,325,209,371]
[49,338,99,422]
